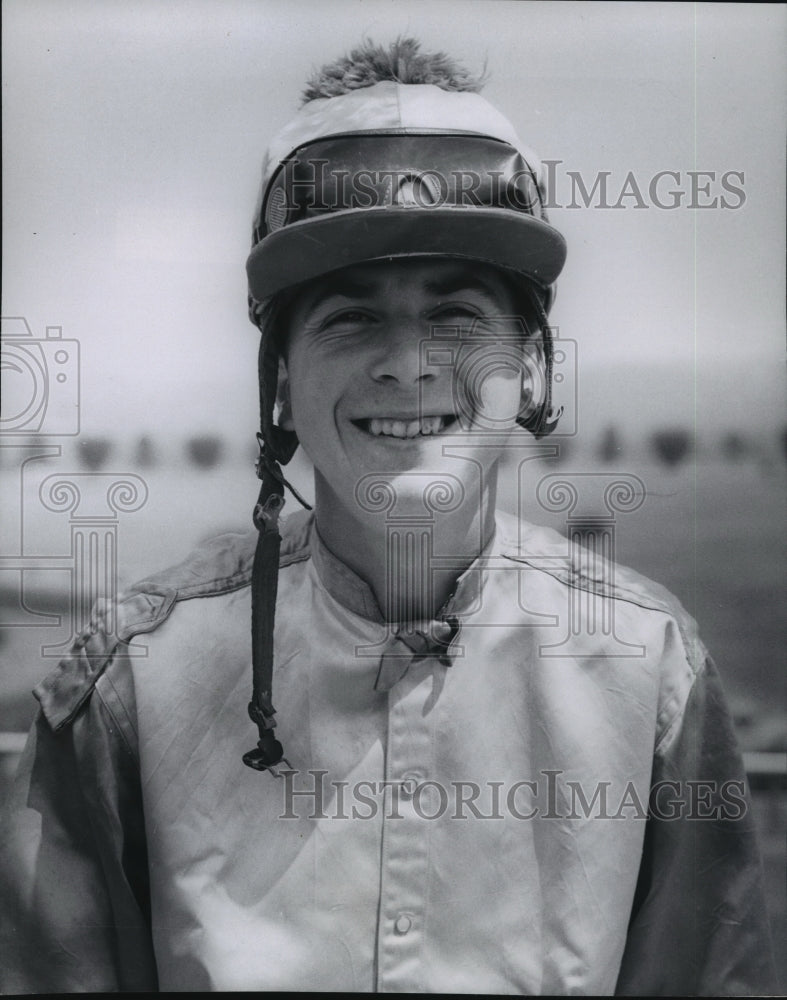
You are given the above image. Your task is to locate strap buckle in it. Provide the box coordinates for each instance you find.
[242,743,292,777]
[243,698,291,776]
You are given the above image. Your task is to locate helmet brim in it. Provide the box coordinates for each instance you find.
[246,206,566,303]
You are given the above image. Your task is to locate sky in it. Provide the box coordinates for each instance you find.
[2,0,785,447]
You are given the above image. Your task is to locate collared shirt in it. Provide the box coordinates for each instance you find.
[0,510,776,994]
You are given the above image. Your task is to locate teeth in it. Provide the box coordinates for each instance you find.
[422,416,443,435]
[366,416,447,438]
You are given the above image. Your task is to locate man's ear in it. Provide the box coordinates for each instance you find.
[276,356,295,431]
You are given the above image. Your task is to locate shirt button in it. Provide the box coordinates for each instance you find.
[394,913,412,935]
[400,770,425,798]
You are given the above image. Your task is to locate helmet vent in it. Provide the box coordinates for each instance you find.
[265,187,289,233]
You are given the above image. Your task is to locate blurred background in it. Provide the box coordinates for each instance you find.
[2,0,785,983]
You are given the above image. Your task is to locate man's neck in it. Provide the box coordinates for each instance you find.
[313,468,499,623]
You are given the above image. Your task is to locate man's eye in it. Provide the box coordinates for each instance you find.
[430,305,481,322]
[323,309,373,327]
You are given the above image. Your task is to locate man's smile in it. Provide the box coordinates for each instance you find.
[351,415,460,439]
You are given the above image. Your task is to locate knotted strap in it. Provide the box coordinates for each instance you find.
[243,327,310,776]
[243,446,289,774]
[374,616,461,692]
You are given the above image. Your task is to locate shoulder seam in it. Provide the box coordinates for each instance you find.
[501,550,706,757]
[168,539,312,602]
[36,524,313,732]
[501,553,676,617]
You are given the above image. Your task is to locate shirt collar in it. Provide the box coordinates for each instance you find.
[308,516,494,625]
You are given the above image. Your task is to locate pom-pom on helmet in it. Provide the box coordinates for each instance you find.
[242,39,567,775]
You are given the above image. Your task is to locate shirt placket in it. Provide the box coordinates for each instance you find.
[376,660,438,992]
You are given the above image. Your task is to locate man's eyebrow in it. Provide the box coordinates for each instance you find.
[303,270,508,310]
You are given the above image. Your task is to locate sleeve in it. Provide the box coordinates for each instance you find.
[615,654,778,996]
[0,653,158,993]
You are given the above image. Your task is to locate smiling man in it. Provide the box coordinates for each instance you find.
[275,257,532,620]
[0,38,775,995]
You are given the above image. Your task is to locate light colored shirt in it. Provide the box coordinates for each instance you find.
[0,509,776,994]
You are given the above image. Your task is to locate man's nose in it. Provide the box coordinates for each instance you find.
[368,318,437,384]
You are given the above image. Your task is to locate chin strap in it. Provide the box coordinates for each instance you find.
[242,441,290,776]
[243,435,314,777]
[243,316,311,776]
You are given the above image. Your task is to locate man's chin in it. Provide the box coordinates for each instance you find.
[348,462,489,523]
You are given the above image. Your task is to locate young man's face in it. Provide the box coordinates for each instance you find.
[278,256,540,518]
